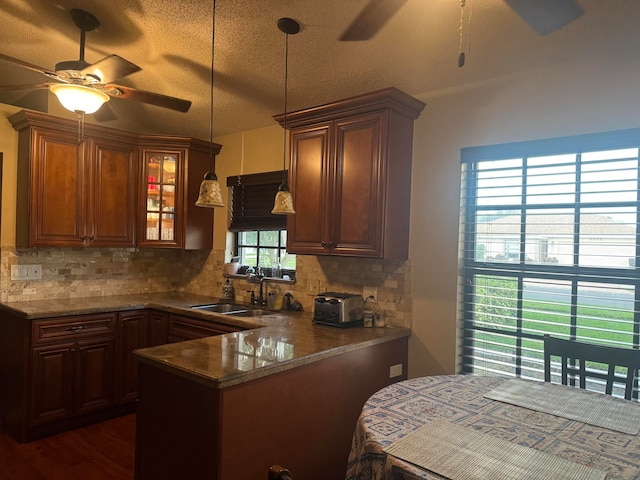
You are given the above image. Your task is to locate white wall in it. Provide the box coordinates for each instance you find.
[408,51,640,377]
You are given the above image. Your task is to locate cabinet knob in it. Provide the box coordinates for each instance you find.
[89,236,95,242]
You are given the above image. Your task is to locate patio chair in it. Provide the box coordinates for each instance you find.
[543,334,640,400]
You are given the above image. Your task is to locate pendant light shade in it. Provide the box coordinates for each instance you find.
[271,17,300,215]
[195,0,224,208]
[271,184,295,215]
[50,84,109,114]
[195,171,224,207]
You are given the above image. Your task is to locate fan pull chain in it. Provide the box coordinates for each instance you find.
[458,0,465,67]
[458,0,473,68]
[76,111,85,144]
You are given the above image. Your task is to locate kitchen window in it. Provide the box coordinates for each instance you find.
[235,229,295,277]
[459,128,640,397]
[227,171,296,278]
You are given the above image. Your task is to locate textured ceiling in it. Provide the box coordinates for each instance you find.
[0,0,639,141]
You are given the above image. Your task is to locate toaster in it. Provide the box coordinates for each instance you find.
[313,292,364,327]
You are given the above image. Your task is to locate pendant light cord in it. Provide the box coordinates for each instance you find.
[209,0,216,172]
[282,29,289,181]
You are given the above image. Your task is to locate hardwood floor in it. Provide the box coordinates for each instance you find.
[0,414,136,480]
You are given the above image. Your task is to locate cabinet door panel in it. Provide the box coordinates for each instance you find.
[75,337,115,414]
[117,311,147,404]
[287,124,331,254]
[148,310,169,347]
[88,139,137,247]
[333,113,386,256]
[31,130,85,246]
[29,343,75,426]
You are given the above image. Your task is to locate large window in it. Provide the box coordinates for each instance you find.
[460,128,640,396]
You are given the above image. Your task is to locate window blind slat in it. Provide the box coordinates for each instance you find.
[227,171,287,231]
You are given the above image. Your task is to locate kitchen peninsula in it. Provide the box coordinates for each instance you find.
[0,291,410,480]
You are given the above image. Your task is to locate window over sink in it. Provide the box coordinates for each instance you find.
[227,171,296,278]
[235,230,295,278]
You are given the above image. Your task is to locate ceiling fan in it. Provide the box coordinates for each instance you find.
[0,8,191,114]
[339,0,584,41]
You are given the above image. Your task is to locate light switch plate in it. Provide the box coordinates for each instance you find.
[307,276,319,295]
[11,264,42,280]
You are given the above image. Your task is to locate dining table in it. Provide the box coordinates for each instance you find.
[345,374,640,480]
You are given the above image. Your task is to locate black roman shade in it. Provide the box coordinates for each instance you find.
[227,171,287,231]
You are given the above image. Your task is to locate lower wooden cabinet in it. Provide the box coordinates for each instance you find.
[0,307,240,442]
[116,310,148,405]
[167,313,242,343]
[29,335,116,426]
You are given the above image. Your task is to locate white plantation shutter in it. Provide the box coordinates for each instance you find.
[460,129,640,399]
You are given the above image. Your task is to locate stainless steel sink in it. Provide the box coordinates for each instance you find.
[223,309,273,317]
[191,303,247,313]
[191,303,273,317]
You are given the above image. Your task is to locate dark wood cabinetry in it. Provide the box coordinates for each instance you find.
[138,136,221,249]
[23,314,117,440]
[10,110,138,248]
[147,309,169,346]
[275,88,425,259]
[116,310,148,404]
[9,110,221,250]
[167,313,243,343]
[0,306,239,442]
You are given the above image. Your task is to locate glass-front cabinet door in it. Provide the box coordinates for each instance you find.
[140,150,182,247]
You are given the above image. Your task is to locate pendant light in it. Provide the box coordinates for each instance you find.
[271,17,300,215]
[196,0,224,208]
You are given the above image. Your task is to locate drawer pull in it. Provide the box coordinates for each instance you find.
[66,325,88,332]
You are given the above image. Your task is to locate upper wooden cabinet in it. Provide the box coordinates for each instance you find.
[10,111,138,247]
[138,135,220,249]
[9,110,220,250]
[275,88,425,259]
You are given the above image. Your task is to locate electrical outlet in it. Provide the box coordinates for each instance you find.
[307,276,320,294]
[363,286,377,300]
[389,363,403,378]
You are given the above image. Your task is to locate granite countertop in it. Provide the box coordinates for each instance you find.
[0,291,411,389]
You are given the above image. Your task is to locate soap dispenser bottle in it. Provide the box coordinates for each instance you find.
[221,278,235,302]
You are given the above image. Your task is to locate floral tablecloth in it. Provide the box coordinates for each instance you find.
[345,375,640,480]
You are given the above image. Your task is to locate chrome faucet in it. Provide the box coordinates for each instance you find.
[248,275,269,306]
[257,276,269,306]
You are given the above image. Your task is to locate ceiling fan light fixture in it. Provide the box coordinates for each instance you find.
[50,83,109,114]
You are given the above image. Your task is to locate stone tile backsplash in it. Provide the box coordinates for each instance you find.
[1,247,411,328]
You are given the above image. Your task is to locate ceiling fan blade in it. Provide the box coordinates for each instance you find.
[339,0,408,41]
[0,83,52,92]
[0,53,57,78]
[106,84,192,112]
[82,54,141,84]
[504,0,584,35]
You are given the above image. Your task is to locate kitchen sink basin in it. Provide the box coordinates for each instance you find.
[191,304,273,317]
[191,303,247,313]
[224,309,273,317]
